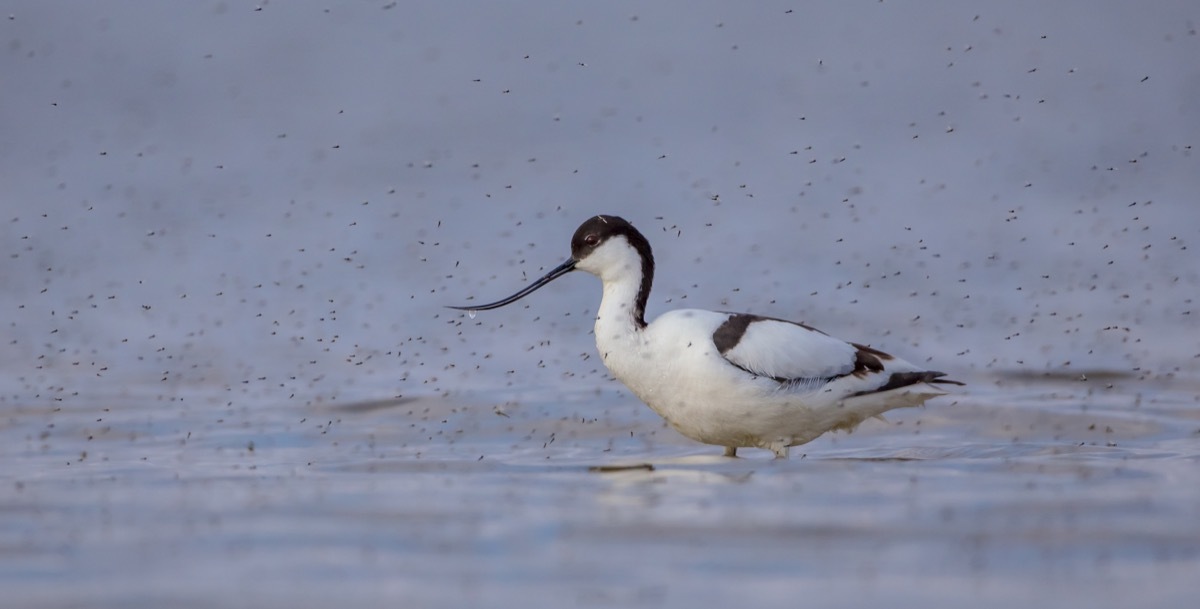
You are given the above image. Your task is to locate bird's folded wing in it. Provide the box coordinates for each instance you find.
[717,317,858,381]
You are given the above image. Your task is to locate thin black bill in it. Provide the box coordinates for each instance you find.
[448,258,577,312]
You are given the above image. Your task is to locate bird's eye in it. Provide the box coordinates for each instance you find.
[584,234,599,245]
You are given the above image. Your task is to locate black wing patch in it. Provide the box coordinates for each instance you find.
[712,313,756,354]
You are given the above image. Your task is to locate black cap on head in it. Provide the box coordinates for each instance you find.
[571,215,636,260]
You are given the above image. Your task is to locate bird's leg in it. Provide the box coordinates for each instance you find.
[722,446,738,458]
[770,444,790,459]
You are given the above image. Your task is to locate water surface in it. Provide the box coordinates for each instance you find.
[4,374,1197,608]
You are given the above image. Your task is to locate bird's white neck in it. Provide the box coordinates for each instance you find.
[575,236,654,363]
[595,270,646,336]
[576,236,653,330]
[592,267,650,381]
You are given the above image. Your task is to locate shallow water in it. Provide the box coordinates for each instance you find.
[4,373,1198,608]
[4,1,1200,607]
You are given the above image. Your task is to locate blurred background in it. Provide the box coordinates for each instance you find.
[2,2,1198,608]
[3,0,1197,405]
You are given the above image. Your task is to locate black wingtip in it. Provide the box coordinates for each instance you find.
[929,376,966,386]
[861,371,964,396]
[926,374,964,388]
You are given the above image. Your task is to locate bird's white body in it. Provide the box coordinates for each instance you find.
[581,236,946,458]
[596,309,939,454]
[455,214,959,458]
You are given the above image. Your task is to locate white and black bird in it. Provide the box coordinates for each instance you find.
[451,215,962,458]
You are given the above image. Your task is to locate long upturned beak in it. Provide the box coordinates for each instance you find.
[448,258,577,312]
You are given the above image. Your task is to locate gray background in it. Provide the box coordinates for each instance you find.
[4,0,1197,403]
[2,3,1199,608]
